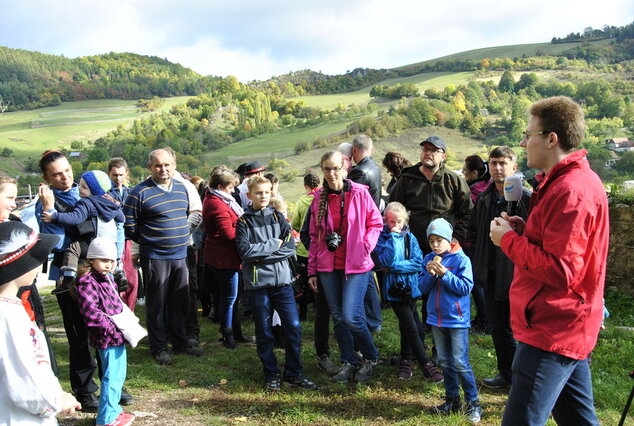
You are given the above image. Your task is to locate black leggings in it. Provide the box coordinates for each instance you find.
[391,300,430,365]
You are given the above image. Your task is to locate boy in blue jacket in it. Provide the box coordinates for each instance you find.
[235,176,316,392]
[375,202,443,382]
[419,218,482,423]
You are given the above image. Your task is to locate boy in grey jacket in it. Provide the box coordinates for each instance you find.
[235,176,316,392]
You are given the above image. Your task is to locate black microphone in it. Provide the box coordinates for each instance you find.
[504,175,523,216]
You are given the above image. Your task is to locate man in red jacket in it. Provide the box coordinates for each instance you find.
[490,96,608,426]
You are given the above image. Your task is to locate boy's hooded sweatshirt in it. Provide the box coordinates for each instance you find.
[235,206,296,291]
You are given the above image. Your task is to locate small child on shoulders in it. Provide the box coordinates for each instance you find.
[375,202,443,382]
[41,170,124,295]
[0,222,81,424]
[235,176,316,392]
[74,237,135,426]
[419,218,482,424]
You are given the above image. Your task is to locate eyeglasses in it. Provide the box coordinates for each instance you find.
[522,130,551,140]
[322,166,343,174]
[421,147,444,154]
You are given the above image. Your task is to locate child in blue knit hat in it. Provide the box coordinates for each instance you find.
[41,170,124,295]
[419,218,482,423]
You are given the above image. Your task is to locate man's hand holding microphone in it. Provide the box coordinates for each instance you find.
[490,175,526,246]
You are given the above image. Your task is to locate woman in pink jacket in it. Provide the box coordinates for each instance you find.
[307,150,383,384]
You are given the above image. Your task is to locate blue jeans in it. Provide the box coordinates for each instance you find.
[247,285,302,380]
[319,270,378,365]
[431,326,478,402]
[96,345,126,425]
[502,342,599,426]
[364,273,382,332]
[206,266,239,330]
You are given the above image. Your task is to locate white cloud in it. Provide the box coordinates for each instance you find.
[1,0,632,81]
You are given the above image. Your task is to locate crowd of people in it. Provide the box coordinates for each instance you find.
[0,96,610,426]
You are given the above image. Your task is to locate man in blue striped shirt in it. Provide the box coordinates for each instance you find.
[123,149,203,365]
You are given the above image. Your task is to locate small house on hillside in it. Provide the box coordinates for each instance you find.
[606,137,633,152]
[69,151,84,160]
[606,150,620,168]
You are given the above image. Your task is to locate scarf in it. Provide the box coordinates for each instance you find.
[210,188,244,217]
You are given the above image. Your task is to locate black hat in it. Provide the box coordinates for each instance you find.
[0,222,60,286]
[419,136,447,152]
[244,161,266,176]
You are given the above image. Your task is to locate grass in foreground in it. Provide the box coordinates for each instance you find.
[38,285,633,425]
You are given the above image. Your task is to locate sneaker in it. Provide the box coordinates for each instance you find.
[354,359,376,383]
[481,374,510,389]
[397,360,413,380]
[422,361,444,382]
[332,362,356,384]
[265,375,281,392]
[97,410,135,426]
[75,392,99,413]
[137,297,145,306]
[316,354,340,376]
[465,400,482,423]
[174,346,204,357]
[119,387,134,405]
[153,350,172,365]
[283,375,317,390]
[434,397,462,415]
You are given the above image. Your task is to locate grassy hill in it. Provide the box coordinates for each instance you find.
[0,97,191,176]
[394,38,616,73]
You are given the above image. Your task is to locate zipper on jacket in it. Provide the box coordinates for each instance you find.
[436,278,442,327]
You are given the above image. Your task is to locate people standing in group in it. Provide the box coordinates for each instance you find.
[307,150,383,384]
[0,221,82,425]
[462,155,491,204]
[461,154,492,334]
[419,218,482,424]
[35,151,100,412]
[389,136,472,252]
[389,136,473,362]
[107,158,139,311]
[381,151,412,197]
[235,176,316,392]
[123,148,203,365]
[202,165,249,349]
[347,134,383,333]
[375,202,443,383]
[74,237,135,426]
[290,173,320,322]
[236,161,266,208]
[469,147,530,390]
[490,96,609,425]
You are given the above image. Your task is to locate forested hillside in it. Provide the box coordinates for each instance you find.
[0,49,218,110]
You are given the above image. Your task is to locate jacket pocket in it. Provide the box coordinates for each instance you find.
[252,264,257,284]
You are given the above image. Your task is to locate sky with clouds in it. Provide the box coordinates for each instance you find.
[2,0,632,82]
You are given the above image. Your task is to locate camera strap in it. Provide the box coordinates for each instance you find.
[324,188,346,234]
[404,233,410,260]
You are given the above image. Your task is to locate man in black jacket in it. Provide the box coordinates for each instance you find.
[348,135,382,210]
[469,146,530,389]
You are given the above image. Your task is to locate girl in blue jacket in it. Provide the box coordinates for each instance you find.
[375,202,442,382]
[419,218,481,423]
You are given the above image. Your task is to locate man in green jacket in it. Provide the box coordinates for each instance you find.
[389,136,472,253]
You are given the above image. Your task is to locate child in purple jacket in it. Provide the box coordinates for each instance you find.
[75,237,134,426]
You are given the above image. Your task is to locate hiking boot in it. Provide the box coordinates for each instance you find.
[397,360,413,380]
[482,374,510,389]
[97,410,135,426]
[75,392,99,413]
[434,397,462,415]
[422,361,444,382]
[119,387,134,405]
[354,359,376,383]
[465,399,482,423]
[174,345,204,357]
[316,354,340,376]
[265,375,281,392]
[221,328,236,349]
[153,350,172,365]
[283,375,317,390]
[332,362,356,384]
